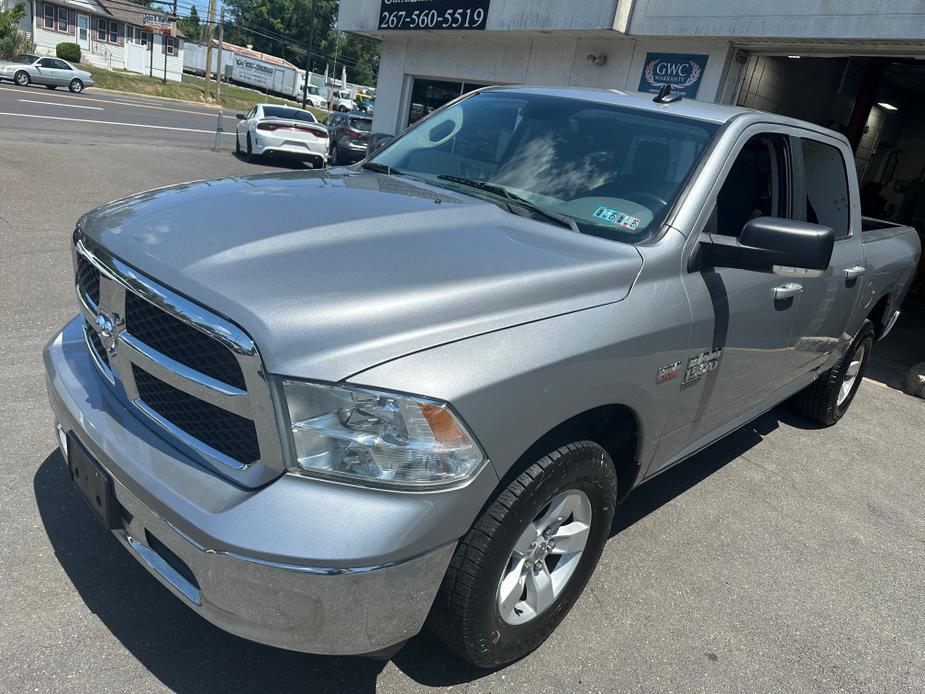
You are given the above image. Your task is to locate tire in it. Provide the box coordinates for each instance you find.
[234,132,241,155]
[792,320,874,426]
[337,105,348,112]
[68,79,83,93]
[245,133,254,163]
[331,143,340,166]
[14,71,30,87]
[45,84,57,90]
[428,441,617,668]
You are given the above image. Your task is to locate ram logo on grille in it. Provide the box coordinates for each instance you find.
[94,310,120,354]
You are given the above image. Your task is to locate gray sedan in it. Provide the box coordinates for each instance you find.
[0,54,94,93]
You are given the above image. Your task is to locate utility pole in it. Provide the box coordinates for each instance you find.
[301,0,316,110]
[202,0,216,99]
[162,0,176,85]
[215,5,225,101]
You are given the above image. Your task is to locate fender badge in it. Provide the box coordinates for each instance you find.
[656,361,683,384]
[681,348,723,388]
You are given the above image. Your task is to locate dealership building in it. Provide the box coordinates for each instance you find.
[341,0,924,383]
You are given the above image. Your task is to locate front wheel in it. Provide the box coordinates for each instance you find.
[428,441,617,668]
[330,143,340,166]
[14,71,30,86]
[792,320,874,426]
[68,79,83,93]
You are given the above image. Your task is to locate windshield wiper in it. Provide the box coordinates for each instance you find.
[361,162,402,175]
[436,175,579,232]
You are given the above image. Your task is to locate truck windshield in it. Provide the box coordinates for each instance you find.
[371,92,719,242]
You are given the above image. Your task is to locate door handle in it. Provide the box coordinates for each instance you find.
[772,282,803,300]
[844,266,866,280]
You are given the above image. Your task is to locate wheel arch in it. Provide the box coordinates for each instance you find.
[867,293,893,339]
[498,404,642,505]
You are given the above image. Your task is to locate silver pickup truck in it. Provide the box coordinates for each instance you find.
[44,86,920,668]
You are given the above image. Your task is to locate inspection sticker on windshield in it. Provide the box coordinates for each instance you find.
[593,205,641,230]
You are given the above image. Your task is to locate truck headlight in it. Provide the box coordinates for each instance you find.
[282,380,486,489]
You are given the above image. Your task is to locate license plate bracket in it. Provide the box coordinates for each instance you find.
[67,433,120,530]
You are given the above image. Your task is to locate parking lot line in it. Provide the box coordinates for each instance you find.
[0,85,218,117]
[0,111,233,135]
[19,99,103,111]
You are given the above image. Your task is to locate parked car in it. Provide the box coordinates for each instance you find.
[46,87,920,670]
[0,54,93,93]
[235,104,328,168]
[324,110,372,165]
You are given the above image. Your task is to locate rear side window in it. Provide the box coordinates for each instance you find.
[801,139,850,238]
[348,117,372,132]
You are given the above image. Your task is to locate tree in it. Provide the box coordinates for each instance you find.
[178,6,201,42]
[0,3,33,60]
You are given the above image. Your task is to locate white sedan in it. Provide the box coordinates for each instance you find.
[235,104,329,168]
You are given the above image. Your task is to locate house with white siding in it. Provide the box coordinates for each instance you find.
[3,0,185,81]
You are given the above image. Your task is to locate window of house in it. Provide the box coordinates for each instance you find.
[713,134,791,237]
[97,17,107,41]
[56,6,67,32]
[165,36,177,55]
[44,4,54,29]
[108,20,118,44]
[801,138,851,238]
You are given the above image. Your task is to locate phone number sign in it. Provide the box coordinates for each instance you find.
[378,0,490,30]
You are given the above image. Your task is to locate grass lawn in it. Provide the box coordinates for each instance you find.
[79,64,328,119]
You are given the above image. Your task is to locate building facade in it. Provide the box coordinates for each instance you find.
[5,0,184,81]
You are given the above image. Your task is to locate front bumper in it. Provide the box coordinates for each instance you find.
[44,318,456,655]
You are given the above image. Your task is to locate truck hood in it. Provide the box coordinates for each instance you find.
[80,170,643,380]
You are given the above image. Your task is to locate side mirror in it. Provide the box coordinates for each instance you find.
[235,113,246,120]
[699,217,834,273]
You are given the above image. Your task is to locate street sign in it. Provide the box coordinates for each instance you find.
[142,13,172,33]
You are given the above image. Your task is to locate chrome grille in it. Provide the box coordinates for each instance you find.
[133,365,260,464]
[76,255,101,307]
[125,292,247,390]
[73,231,284,487]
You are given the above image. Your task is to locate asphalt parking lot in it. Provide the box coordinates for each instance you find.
[1,90,924,693]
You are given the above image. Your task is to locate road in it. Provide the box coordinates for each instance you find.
[0,81,241,149]
[1,89,924,693]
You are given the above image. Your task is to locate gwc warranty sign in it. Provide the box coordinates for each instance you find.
[638,52,709,98]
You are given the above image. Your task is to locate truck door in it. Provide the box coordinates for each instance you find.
[656,130,804,467]
[786,134,864,372]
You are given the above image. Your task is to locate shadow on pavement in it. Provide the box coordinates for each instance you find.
[611,406,819,536]
[33,406,814,690]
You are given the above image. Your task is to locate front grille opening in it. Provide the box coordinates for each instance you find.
[144,530,200,589]
[76,255,101,306]
[86,322,110,367]
[125,292,247,390]
[133,365,260,464]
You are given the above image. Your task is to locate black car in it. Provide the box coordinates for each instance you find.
[324,111,373,165]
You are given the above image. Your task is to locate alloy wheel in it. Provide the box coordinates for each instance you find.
[496,489,592,625]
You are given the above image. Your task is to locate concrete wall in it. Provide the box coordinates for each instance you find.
[372,33,733,133]
[340,0,626,33]
[626,0,925,41]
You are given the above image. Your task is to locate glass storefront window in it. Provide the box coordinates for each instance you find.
[408,78,488,126]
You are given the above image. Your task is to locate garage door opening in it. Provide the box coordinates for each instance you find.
[737,55,924,390]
